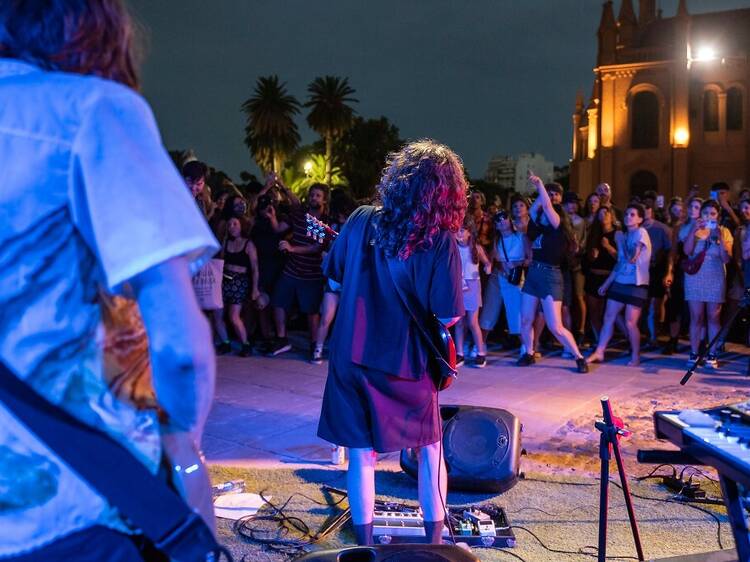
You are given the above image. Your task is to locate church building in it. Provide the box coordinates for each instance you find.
[569,0,750,206]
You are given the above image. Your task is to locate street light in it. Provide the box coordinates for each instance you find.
[673,127,689,147]
[303,160,313,177]
[694,46,717,62]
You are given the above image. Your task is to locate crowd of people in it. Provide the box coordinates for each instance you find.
[186,158,750,373]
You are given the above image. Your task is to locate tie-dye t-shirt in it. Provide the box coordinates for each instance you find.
[0,59,218,555]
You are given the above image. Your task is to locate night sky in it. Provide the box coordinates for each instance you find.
[128,0,750,180]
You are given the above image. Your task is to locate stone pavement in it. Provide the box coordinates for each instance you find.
[203,336,750,468]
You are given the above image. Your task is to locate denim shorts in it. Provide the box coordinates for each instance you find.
[522,262,563,301]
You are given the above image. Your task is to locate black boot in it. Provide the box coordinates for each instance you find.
[239,342,253,357]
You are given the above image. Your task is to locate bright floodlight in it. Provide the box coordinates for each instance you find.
[695,46,717,62]
[674,127,690,146]
[303,160,313,174]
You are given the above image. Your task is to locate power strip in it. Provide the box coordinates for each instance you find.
[662,476,706,499]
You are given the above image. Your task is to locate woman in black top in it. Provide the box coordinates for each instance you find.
[584,206,618,340]
[214,217,260,356]
[517,174,588,373]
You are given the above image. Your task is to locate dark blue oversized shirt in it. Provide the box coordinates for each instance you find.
[323,206,464,380]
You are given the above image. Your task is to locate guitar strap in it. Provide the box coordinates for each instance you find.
[0,359,224,561]
[363,207,456,377]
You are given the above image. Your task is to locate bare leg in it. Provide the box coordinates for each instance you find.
[453,317,466,355]
[541,297,583,359]
[624,304,643,365]
[587,295,604,340]
[347,447,377,525]
[213,308,229,342]
[315,292,340,346]
[308,313,320,344]
[519,294,538,356]
[589,299,625,363]
[706,302,723,352]
[417,441,447,523]
[533,309,545,351]
[575,292,587,338]
[228,304,248,343]
[467,310,486,355]
[688,301,705,355]
[273,307,287,338]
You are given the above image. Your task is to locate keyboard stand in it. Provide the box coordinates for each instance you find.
[719,475,750,561]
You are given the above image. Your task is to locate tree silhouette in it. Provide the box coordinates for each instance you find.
[241,75,300,173]
[305,76,358,186]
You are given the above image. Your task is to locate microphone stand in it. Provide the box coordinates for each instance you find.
[595,397,645,562]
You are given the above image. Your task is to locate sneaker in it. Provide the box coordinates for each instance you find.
[266,337,292,356]
[239,342,253,357]
[704,353,718,369]
[456,355,465,368]
[576,357,589,373]
[310,345,324,365]
[686,352,699,368]
[474,355,487,368]
[255,339,273,354]
[517,353,535,367]
[216,341,232,355]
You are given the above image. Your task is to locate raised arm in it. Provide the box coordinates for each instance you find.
[528,172,560,229]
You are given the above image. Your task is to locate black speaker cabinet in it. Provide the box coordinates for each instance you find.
[400,405,522,493]
[293,544,480,562]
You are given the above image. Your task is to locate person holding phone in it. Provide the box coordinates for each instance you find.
[516,173,588,373]
[683,199,734,368]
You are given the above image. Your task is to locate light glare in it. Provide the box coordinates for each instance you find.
[695,46,717,62]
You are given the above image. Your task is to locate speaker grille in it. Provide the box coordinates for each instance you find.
[444,411,510,473]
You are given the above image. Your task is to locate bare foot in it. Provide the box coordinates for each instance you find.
[587,352,604,364]
[627,357,640,367]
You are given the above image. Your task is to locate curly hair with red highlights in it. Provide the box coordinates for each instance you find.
[375,139,468,259]
[0,0,141,90]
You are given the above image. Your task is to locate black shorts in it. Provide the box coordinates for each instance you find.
[522,262,563,301]
[607,282,648,309]
[271,273,324,314]
[317,360,441,453]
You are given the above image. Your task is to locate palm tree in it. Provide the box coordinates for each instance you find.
[241,75,300,174]
[305,76,358,186]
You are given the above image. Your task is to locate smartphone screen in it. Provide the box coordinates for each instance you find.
[706,219,717,230]
[710,190,718,201]
[656,195,664,208]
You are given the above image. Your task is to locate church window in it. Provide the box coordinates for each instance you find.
[727,88,743,131]
[631,91,659,149]
[703,90,719,132]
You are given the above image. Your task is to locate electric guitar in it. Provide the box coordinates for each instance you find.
[305,213,339,245]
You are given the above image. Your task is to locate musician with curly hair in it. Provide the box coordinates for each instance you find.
[317,140,466,546]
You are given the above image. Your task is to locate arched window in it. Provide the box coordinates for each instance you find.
[631,91,659,149]
[703,90,719,131]
[630,170,658,200]
[727,87,743,131]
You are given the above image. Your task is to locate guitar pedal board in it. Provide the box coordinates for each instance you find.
[371,500,515,547]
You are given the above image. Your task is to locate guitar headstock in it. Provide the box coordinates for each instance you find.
[305,213,338,245]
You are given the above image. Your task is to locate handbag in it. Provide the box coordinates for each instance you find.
[682,238,708,275]
[499,234,523,286]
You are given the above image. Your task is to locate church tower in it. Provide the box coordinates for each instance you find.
[617,0,638,48]
[639,0,656,25]
[597,1,617,66]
